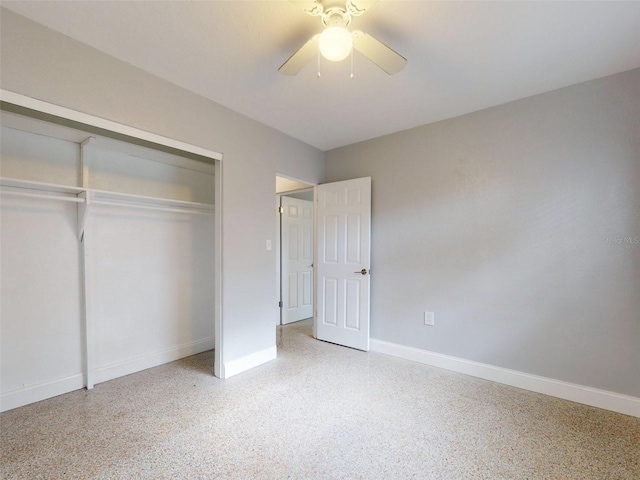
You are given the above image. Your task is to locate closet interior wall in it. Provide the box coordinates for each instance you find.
[0,113,215,411]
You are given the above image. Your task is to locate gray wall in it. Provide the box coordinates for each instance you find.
[0,9,325,368]
[325,69,640,397]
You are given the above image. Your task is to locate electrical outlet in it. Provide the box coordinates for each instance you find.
[424,311,435,326]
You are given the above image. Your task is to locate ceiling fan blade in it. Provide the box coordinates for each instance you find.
[289,0,324,16]
[279,34,320,75]
[352,30,407,75]
[346,0,379,16]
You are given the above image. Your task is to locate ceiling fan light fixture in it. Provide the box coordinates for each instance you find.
[319,26,353,62]
[279,1,407,76]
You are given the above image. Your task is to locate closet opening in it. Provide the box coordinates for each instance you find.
[0,92,223,412]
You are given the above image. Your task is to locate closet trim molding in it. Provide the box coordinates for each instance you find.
[0,90,223,161]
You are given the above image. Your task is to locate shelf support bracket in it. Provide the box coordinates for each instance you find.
[77,191,90,241]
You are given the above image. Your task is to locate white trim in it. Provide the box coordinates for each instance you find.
[214,159,224,379]
[94,337,215,385]
[370,339,640,418]
[1,374,85,413]
[223,346,277,379]
[275,172,318,187]
[0,90,223,161]
[276,194,283,326]
[312,185,318,340]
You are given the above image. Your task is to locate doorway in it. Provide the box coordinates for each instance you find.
[276,175,315,326]
[276,175,372,351]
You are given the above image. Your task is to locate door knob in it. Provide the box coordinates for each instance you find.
[354,268,369,275]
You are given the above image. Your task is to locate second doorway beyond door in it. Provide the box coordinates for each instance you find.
[281,195,313,324]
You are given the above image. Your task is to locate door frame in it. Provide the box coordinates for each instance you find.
[0,89,226,379]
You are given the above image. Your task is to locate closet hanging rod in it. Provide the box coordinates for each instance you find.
[90,199,213,215]
[0,189,85,203]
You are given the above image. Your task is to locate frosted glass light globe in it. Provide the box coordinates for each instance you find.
[319,27,353,62]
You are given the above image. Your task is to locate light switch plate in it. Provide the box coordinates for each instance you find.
[424,311,435,326]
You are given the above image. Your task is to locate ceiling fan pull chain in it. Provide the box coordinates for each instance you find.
[350,48,354,79]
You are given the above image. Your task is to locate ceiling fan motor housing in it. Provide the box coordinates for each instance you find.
[321,7,351,28]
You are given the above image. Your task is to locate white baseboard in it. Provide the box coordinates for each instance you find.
[1,338,216,413]
[1,373,85,413]
[370,339,640,418]
[223,346,277,379]
[94,337,215,385]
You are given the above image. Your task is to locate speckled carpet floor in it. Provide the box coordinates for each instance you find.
[1,319,639,479]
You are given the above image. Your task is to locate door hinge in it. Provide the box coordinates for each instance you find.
[278,206,284,214]
[278,300,283,308]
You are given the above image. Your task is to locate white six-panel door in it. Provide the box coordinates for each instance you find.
[281,196,314,324]
[315,177,371,351]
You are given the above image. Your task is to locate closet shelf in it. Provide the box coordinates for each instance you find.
[1,189,86,203]
[0,177,214,213]
[1,177,85,195]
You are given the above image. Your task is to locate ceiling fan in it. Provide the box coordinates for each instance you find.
[279,0,407,76]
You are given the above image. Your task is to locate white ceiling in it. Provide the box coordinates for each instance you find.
[4,1,640,151]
